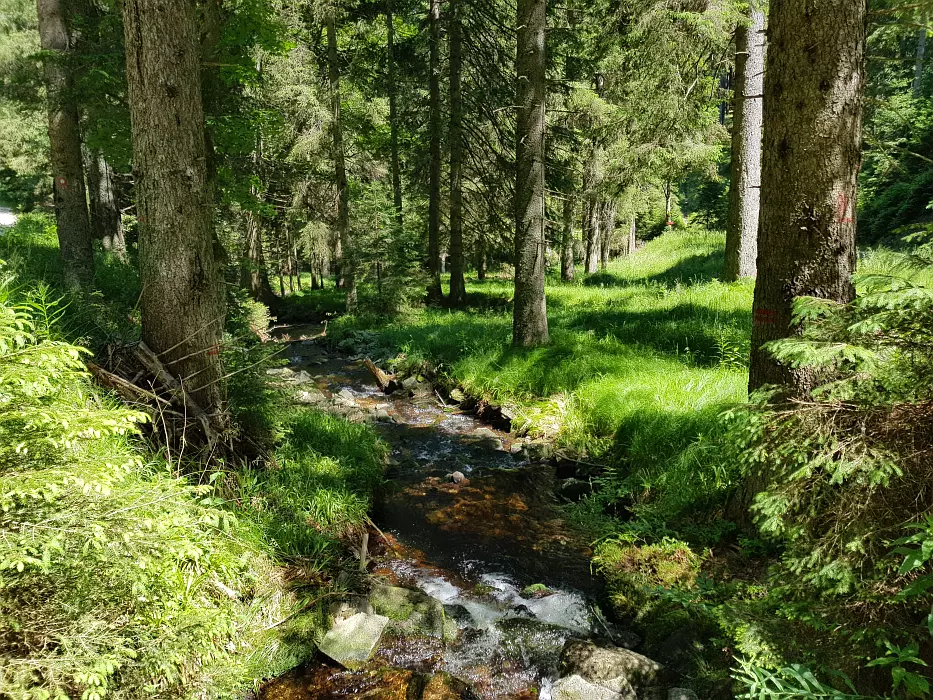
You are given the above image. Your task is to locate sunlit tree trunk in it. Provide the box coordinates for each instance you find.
[512,0,548,347]
[600,200,615,270]
[85,148,127,261]
[560,196,575,281]
[37,0,94,289]
[240,208,277,308]
[584,197,600,273]
[724,4,765,281]
[386,0,404,231]
[427,0,443,302]
[749,0,866,394]
[122,0,225,412]
[448,0,466,306]
[327,9,356,311]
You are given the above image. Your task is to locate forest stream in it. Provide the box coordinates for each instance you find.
[258,325,650,700]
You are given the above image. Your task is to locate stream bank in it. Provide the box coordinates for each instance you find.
[258,325,692,700]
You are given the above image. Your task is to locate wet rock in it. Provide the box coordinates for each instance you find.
[669,689,700,700]
[558,478,593,502]
[337,387,356,402]
[449,388,467,403]
[551,674,634,700]
[374,408,393,422]
[265,367,294,378]
[494,616,577,670]
[521,440,552,462]
[369,583,448,640]
[448,471,466,484]
[401,376,420,390]
[520,583,552,598]
[509,442,524,456]
[297,387,328,405]
[420,672,477,700]
[318,611,388,670]
[443,603,474,626]
[472,427,499,440]
[559,639,663,694]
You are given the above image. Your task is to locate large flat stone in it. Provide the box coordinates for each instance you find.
[550,674,632,700]
[318,612,388,670]
[560,639,663,693]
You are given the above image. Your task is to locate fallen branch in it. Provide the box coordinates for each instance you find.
[363,357,399,393]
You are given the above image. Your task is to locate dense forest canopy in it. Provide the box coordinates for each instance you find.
[2,0,933,698]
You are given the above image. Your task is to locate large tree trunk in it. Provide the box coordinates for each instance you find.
[723,4,766,281]
[600,199,615,270]
[512,0,548,347]
[327,10,356,312]
[240,208,277,308]
[448,0,466,306]
[560,196,575,281]
[426,0,443,302]
[122,0,225,412]
[37,0,94,290]
[386,0,404,231]
[749,0,866,394]
[86,148,127,261]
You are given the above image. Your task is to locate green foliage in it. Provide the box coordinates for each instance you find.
[592,536,702,619]
[0,273,320,699]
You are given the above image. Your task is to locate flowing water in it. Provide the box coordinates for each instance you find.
[260,329,619,700]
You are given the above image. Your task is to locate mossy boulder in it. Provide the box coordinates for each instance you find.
[559,639,663,695]
[369,583,454,641]
[592,537,701,620]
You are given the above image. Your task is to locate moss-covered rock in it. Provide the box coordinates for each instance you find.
[369,583,449,640]
[318,612,389,670]
[592,537,701,620]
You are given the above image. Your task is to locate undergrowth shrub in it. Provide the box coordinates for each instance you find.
[719,228,933,696]
[0,270,310,699]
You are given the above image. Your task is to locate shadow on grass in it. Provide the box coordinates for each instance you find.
[564,303,750,366]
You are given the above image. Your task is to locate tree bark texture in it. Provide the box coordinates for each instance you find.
[512,0,549,347]
[560,196,575,281]
[427,0,443,301]
[122,0,226,412]
[749,0,866,394]
[327,10,357,312]
[37,0,94,289]
[386,0,404,231]
[724,4,765,281]
[448,0,466,305]
[86,148,127,260]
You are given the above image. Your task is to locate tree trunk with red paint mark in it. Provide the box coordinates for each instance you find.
[748,0,866,394]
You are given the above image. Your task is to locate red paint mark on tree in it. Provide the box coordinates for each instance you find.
[56,176,68,188]
[836,193,853,223]
[753,308,778,324]
[207,344,220,356]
